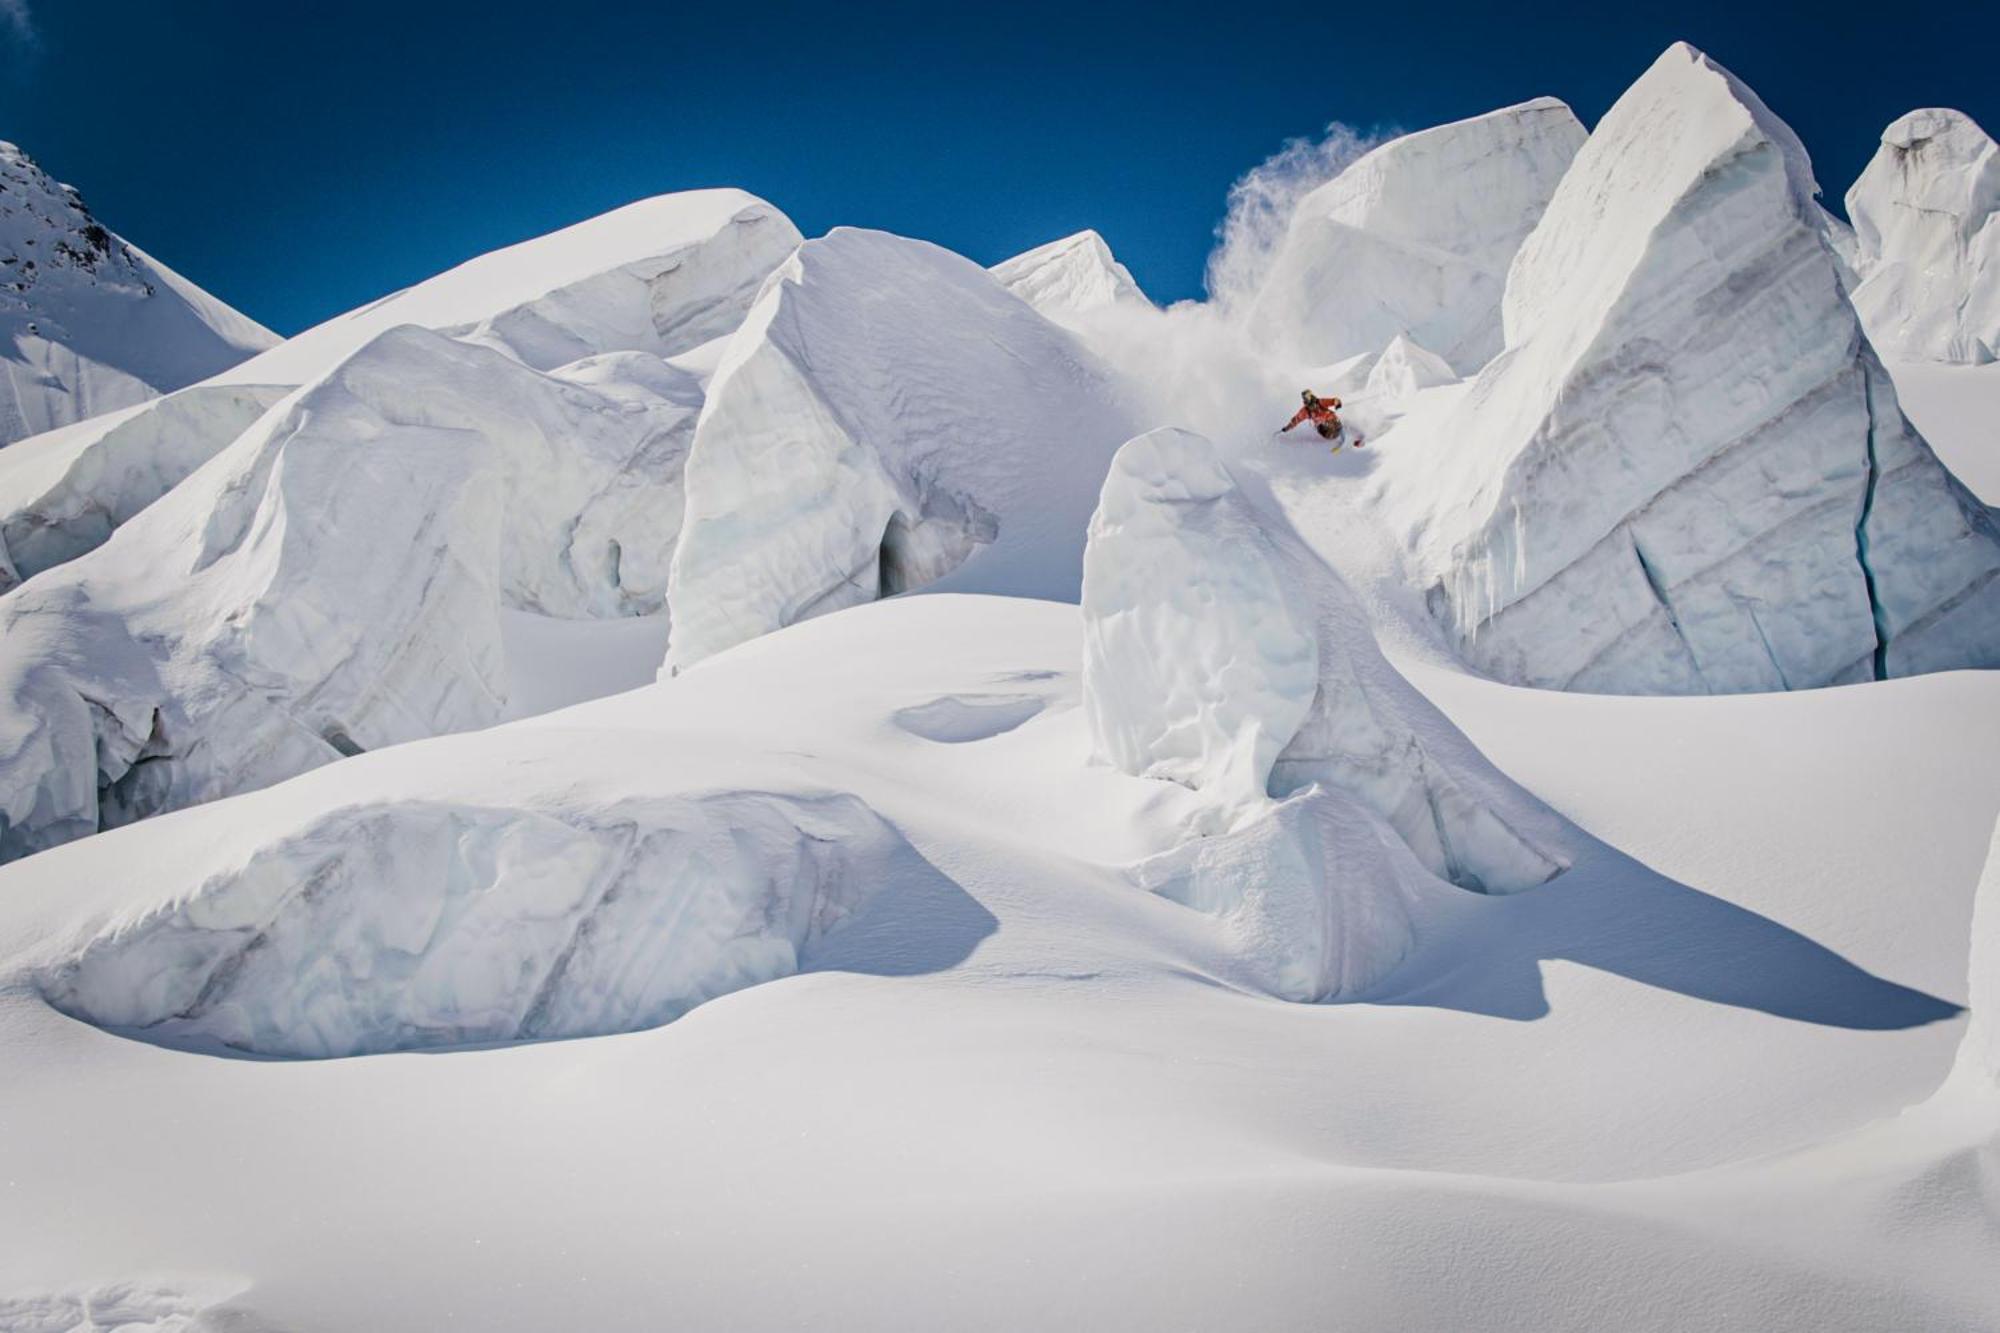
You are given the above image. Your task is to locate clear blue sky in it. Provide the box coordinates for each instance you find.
[3,0,1993,335]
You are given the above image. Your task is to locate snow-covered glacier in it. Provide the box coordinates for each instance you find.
[991,229,1152,326]
[46,790,903,1059]
[1,141,275,445]
[0,326,706,861]
[0,383,287,592]
[1377,43,2000,694]
[1242,98,1586,372]
[665,228,1137,671]
[1845,109,1999,365]
[1083,427,1569,906]
[0,190,799,585]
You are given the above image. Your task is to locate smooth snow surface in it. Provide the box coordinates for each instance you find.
[991,229,1152,325]
[1083,428,1570,898]
[0,594,1992,1330]
[664,228,1137,671]
[1845,109,2000,364]
[1243,98,1586,372]
[1,141,275,445]
[1374,44,2000,695]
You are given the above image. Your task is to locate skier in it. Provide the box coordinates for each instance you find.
[1279,390,1365,452]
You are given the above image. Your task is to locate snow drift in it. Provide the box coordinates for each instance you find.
[1381,43,2000,694]
[46,791,903,1059]
[1845,109,2000,365]
[0,383,287,591]
[1,140,275,445]
[665,228,1137,671]
[1083,427,1568,898]
[1951,816,2000,1092]
[1242,98,1586,372]
[991,229,1152,326]
[0,327,705,861]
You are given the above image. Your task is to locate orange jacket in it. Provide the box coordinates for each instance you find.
[1282,395,1342,431]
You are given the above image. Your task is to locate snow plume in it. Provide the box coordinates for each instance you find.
[0,0,35,50]
[1205,120,1395,311]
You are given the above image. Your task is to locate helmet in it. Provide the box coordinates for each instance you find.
[1301,390,1314,403]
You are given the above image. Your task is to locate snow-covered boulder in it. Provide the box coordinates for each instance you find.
[1381,44,2000,694]
[1363,332,1458,406]
[0,382,287,591]
[45,791,902,1058]
[1,140,275,444]
[1845,109,2000,365]
[665,228,1136,671]
[1243,99,1586,373]
[991,229,1152,325]
[0,325,704,862]
[1083,427,1569,896]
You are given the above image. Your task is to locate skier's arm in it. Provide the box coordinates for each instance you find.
[1281,406,1310,431]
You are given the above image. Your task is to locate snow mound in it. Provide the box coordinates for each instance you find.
[1380,43,2000,694]
[0,140,276,445]
[1083,427,1569,893]
[1845,109,2000,365]
[991,229,1152,325]
[0,382,287,592]
[665,228,1136,671]
[0,325,704,861]
[46,791,901,1058]
[217,189,802,386]
[1133,784,1450,1001]
[1243,99,1586,372]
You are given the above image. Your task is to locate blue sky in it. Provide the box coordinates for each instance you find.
[3,0,1994,334]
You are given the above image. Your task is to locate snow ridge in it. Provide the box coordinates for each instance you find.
[1,141,276,445]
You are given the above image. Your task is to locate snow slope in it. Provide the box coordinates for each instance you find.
[0,593,1991,1330]
[991,229,1151,325]
[1,141,276,445]
[1243,98,1586,372]
[1845,109,2000,365]
[665,227,1137,670]
[1374,44,2000,694]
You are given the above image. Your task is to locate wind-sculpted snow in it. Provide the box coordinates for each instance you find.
[991,229,1152,326]
[1379,44,2000,694]
[46,791,901,1058]
[1845,109,2000,365]
[0,383,287,592]
[665,228,1136,671]
[0,327,703,861]
[1,140,276,444]
[1243,99,1585,372]
[1083,428,1568,895]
